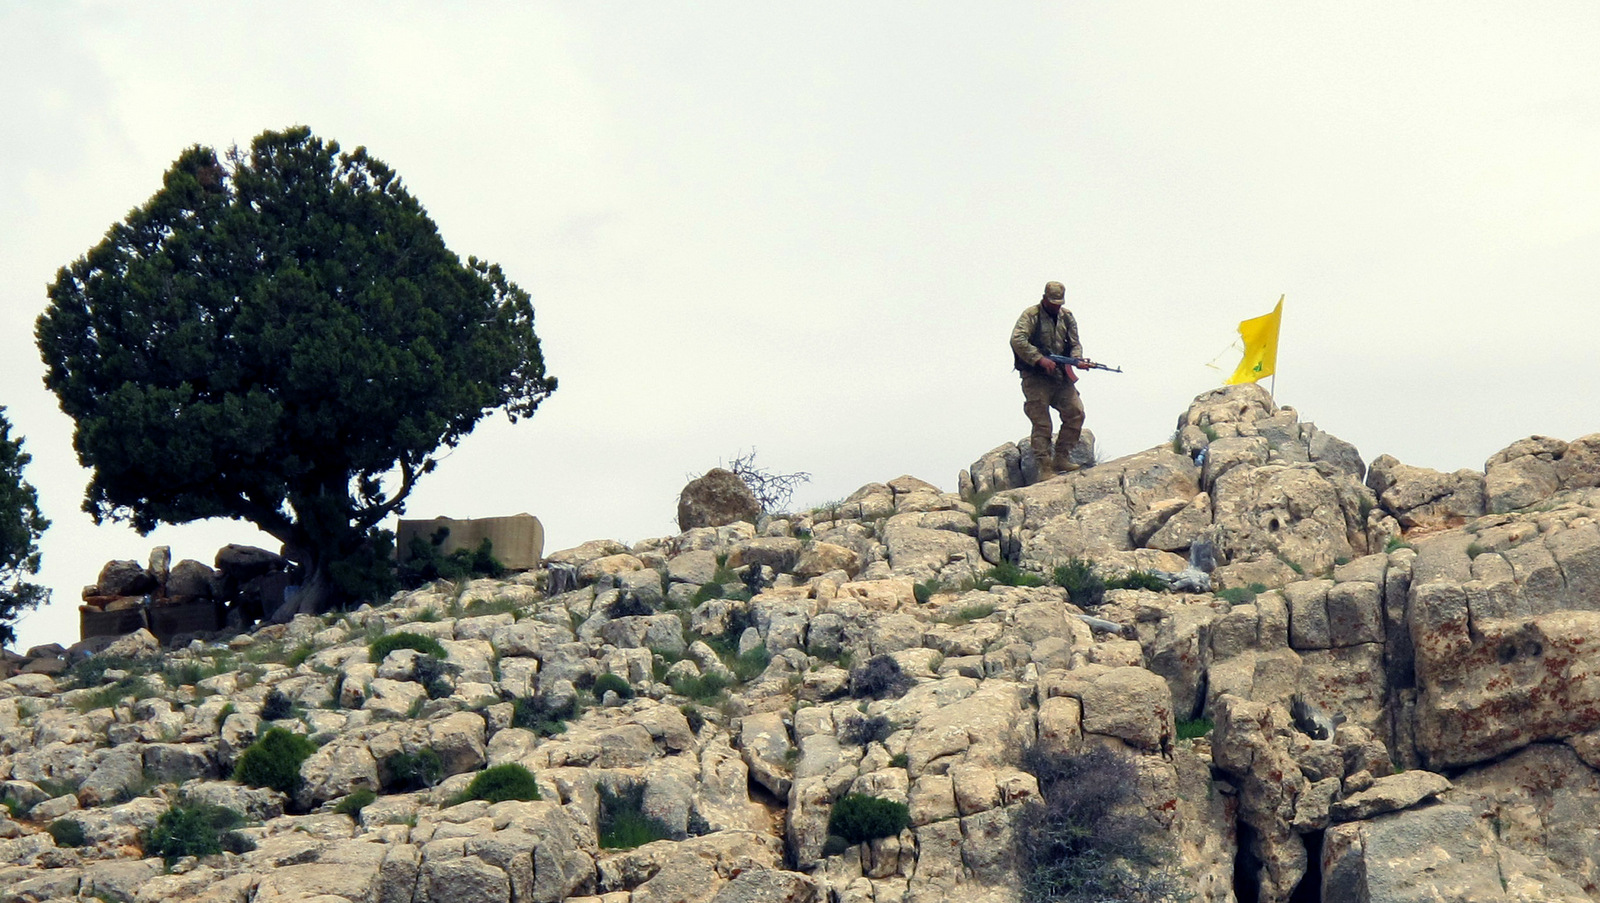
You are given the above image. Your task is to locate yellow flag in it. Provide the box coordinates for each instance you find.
[1227,296,1283,385]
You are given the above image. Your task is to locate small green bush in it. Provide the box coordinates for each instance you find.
[1215,586,1258,605]
[1016,743,1185,902]
[259,688,295,721]
[1105,570,1167,592]
[605,592,654,619]
[592,672,635,700]
[512,695,578,737]
[397,529,505,589]
[689,582,726,605]
[284,643,315,669]
[1466,542,1487,560]
[332,788,377,818]
[144,803,250,863]
[730,646,771,683]
[48,818,87,847]
[457,764,541,804]
[598,783,674,849]
[838,714,895,747]
[827,794,910,845]
[369,631,448,663]
[671,670,730,704]
[978,561,1046,588]
[1176,717,1214,741]
[384,748,444,792]
[849,655,915,700]
[1385,537,1415,553]
[233,727,317,794]
[942,602,996,626]
[1053,558,1105,607]
[912,577,942,605]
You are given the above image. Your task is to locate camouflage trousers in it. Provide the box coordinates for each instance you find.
[1021,372,1085,467]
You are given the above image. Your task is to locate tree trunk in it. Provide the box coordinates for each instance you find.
[271,554,336,622]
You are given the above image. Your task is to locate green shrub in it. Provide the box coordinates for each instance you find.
[398,529,505,589]
[1385,537,1415,553]
[1466,542,1486,560]
[369,632,447,663]
[849,655,915,700]
[457,764,541,804]
[259,688,295,721]
[512,695,578,737]
[384,748,444,792]
[233,727,317,794]
[912,577,942,605]
[592,672,635,700]
[284,643,315,669]
[1215,586,1257,605]
[837,714,895,747]
[1176,717,1214,741]
[332,788,377,818]
[48,818,87,847]
[605,592,654,619]
[730,645,771,683]
[74,675,157,713]
[827,794,910,846]
[1015,744,1184,902]
[689,581,726,605]
[144,803,250,863]
[1053,558,1105,607]
[889,752,909,769]
[942,602,996,626]
[1105,570,1167,592]
[978,561,1046,589]
[598,783,674,849]
[670,670,730,704]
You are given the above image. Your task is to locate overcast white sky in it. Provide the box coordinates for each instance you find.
[4,3,1598,652]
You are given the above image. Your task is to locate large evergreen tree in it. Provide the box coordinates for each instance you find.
[36,126,556,616]
[0,407,49,648]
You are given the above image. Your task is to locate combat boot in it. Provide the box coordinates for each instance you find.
[1031,440,1055,481]
[1053,451,1080,475]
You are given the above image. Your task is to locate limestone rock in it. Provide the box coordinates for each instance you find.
[679,468,761,531]
[1485,437,1565,513]
[1367,454,1486,530]
[97,560,156,597]
[1212,463,1362,576]
[1329,770,1450,821]
[1322,803,1591,903]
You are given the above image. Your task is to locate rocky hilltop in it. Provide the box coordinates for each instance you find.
[4,384,1600,903]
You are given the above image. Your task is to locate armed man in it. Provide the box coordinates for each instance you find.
[1010,280,1100,479]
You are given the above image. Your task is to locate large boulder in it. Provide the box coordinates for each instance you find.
[1211,463,1367,574]
[1484,437,1566,513]
[1322,804,1591,902]
[1366,455,1485,531]
[678,468,761,531]
[96,560,156,597]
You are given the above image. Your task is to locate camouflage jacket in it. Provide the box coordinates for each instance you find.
[1010,303,1082,372]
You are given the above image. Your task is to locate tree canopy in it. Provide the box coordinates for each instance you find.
[0,407,49,648]
[36,126,556,615]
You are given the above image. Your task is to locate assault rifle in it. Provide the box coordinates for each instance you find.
[1045,355,1124,382]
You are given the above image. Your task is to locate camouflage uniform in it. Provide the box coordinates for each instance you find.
[1010,282,1086,477]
